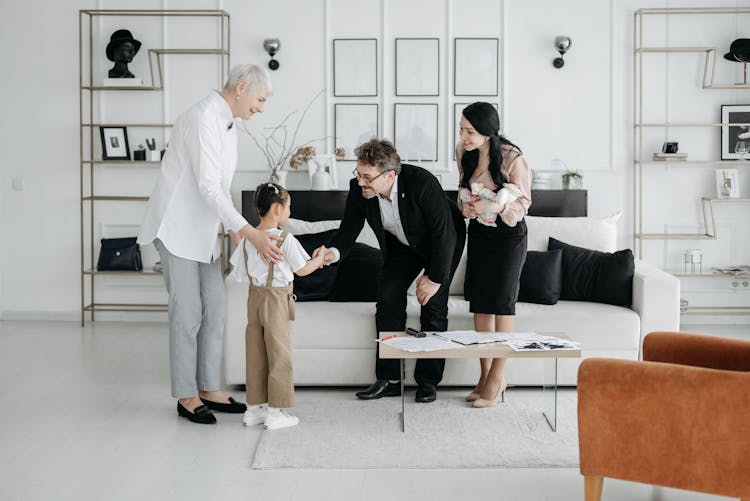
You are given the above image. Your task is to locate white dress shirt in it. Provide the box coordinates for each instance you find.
[377,175,410,247]
[138,91,248,263]
[227,229,310,286]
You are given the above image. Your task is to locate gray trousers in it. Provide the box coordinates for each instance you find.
[154,239,225,398]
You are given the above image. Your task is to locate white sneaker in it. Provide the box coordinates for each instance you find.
[242,405,267,426]
[264,408,299,430]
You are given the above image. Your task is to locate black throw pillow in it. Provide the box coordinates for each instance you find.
[547,237,634,306]
[328,243,383,302]
[517,249,562,305]
[293,230,339,301]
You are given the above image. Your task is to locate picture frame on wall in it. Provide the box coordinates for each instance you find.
[721,104,750,160]
[715,168,740,198]
[99,126,130,160]
[394,103,438,162]
[454,38,499,96]
[334,104,379,161]
[395,38,439,96]
[333,39,378,97]
[453,102,499,159]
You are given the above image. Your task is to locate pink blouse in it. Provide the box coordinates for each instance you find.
[456,143,532,227]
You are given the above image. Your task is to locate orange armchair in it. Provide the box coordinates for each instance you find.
[577,331,750,501]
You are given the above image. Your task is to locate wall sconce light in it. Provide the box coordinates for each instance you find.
[263,38,281,71]
[553,36,572,68]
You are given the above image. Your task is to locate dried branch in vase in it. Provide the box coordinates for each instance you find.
[239,89,327,182]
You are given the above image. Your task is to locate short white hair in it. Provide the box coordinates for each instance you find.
[223,64,273,95]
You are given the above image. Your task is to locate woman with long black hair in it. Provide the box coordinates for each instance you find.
[456,102,532,408]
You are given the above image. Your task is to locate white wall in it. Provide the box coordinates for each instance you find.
[1,0,749,319]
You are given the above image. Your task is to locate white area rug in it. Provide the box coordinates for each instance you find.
[251,388,579,469]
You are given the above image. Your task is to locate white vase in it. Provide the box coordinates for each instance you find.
[310,161,331,190]
[275,169,288,187]
[147,150,161,162]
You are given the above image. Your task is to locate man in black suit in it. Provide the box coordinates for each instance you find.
[315,139,465,403]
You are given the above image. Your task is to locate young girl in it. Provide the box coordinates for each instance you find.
[228,183,326,429]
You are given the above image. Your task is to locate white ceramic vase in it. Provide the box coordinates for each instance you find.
[274,168,288,187]
[310,160,331,190]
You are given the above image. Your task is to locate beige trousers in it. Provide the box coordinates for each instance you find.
[245,283,295,408]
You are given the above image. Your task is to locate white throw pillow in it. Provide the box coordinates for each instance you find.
[525,211,621,253]
[281,218,380,248]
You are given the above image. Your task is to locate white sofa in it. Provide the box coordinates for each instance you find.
[223,214,680,386]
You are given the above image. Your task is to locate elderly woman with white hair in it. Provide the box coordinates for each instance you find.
[139,64,281,424]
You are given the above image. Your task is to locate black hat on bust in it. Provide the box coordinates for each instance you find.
[723,38,750,62]
[106,29,142,61]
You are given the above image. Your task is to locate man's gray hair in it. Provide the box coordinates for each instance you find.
[223,64,273,95]
[355,139,402,174]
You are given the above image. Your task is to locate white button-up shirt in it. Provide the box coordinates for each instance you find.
[138,91,248,263]
[377,175,409,246]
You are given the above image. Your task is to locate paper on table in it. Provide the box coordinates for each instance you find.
[377,335,462,352]
[505,335,580,351]
[436,330,541,345]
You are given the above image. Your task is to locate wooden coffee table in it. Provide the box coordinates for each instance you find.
[378,331,581,432]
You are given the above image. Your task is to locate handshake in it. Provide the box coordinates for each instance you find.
[460,182,522,227]
[310,245,336,268]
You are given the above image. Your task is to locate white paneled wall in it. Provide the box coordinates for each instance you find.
[2,0,750,319]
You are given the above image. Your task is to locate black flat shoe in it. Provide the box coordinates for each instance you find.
[415,384,437,403]
[355,380,402,400]
[177,402,217,424]
[200,396,247,414]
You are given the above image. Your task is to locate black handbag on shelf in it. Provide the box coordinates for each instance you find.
[97,237,143,271]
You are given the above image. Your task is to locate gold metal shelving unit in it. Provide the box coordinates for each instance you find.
[633,7,750,316]
[79,9,230,325]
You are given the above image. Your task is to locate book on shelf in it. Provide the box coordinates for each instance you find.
[652,152,688,161]
[103,78,145,87]
[713,265,750,276]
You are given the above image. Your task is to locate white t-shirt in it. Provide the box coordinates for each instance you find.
[228,229,310,286]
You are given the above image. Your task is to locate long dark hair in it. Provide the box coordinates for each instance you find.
[459,102,521,189]
[254,182,288,217]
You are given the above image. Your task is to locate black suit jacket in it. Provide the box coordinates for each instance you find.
[330,164,463,285]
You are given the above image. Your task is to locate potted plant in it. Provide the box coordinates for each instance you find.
[146,137,161,162]
[134,144,146,161]
[561,169,583,190]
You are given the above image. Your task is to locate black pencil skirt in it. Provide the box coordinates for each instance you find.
[464,218,528,315]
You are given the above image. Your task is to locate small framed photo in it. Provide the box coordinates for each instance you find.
[99,126,130,160]
[395,38,439,96]
[721,104,750,160]
[333,39,378,97]
[454,38,499,96]
[394,103,438,162]
[334,104,379,161]
[453,102,499,159]
[715,169,740,198]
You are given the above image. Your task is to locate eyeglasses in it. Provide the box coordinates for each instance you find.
[352,168,393,183]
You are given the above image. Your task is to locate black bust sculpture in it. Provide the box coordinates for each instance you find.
[106,29,142,78]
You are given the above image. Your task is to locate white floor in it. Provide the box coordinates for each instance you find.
[0,320,742,501]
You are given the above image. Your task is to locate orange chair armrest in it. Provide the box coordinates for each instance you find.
[643,331,750,371]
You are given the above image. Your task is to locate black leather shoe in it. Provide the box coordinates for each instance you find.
[177,402,217,424]
[415,384,437,403]
[200,396,247,414]
[355,380,402,400]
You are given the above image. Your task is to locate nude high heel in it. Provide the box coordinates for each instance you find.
[465,389,481,402]
[472,378,507,408]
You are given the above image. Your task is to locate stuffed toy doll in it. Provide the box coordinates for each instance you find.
[459,182,523,227]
